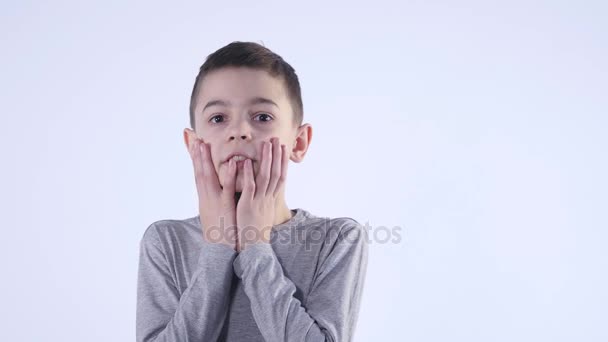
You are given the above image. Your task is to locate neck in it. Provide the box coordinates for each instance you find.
[273,190,293,226]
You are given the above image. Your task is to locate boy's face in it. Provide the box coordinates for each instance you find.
[185,66,310,193]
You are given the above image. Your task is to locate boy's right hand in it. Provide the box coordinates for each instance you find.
[189,138,238,251]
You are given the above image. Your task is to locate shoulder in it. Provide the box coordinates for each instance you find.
[329,216,369,247]
[139,215,200,249]
[301,212,369,273]
[299,209,369,246]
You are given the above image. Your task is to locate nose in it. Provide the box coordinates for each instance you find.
[227,117,252,142]
[230,134,249,141]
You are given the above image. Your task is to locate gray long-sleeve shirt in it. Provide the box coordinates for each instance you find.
[136,208,369,342]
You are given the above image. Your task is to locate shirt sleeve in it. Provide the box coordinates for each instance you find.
[136,224,237,342]
[232,221,369,342]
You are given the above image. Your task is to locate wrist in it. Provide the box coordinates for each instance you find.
[238,225,272,248]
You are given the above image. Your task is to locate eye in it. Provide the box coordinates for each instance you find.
[209,114,225,124]
[254,113,273,122]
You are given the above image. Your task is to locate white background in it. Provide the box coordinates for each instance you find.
[1,0,606,341]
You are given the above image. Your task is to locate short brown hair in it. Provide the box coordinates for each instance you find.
[189,41,303,130]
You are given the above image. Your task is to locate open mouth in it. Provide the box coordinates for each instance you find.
[225,155,256,170]
[225,154,256,169]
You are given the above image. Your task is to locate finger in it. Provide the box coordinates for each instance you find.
[267,137,281,196]
[191,139,205,192]
[200,142,221,193]
[221,158,237,202]
[241,159,256,201]
[255,140,272,198]
[273,143,288,197]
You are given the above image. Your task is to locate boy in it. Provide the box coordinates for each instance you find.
[136,41,368,342]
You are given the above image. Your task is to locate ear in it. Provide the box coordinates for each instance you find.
[183,128,198,153]
[290,123,313,163]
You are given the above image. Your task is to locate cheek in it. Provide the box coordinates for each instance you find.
[205,142,221,169]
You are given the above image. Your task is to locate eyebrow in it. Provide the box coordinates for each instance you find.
[202,97,279,112]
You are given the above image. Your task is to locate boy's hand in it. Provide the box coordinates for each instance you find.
[236,137,288,252]
[189,138,238,251]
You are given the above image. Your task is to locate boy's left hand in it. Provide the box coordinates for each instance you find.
[236,137,288,252]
